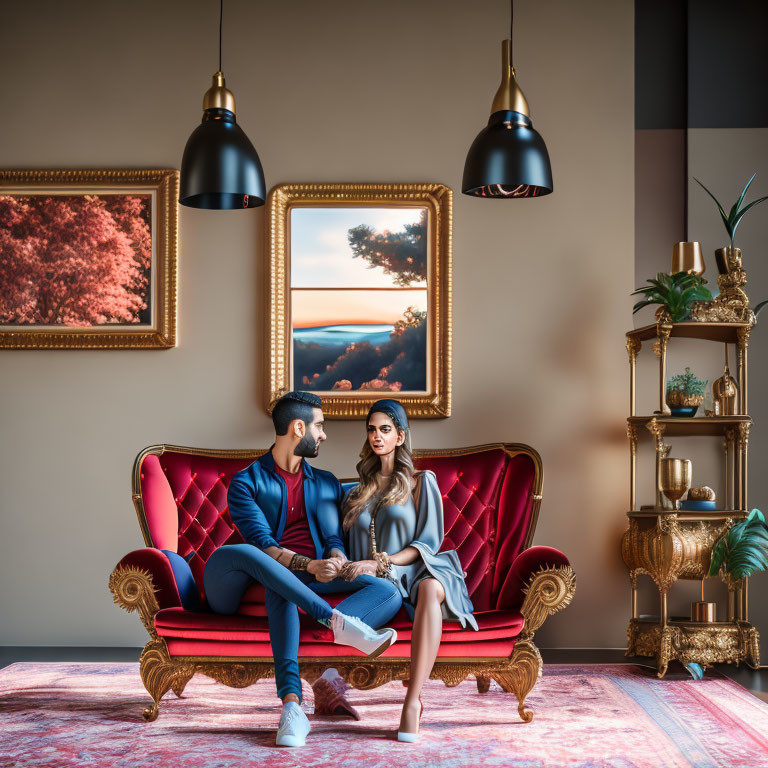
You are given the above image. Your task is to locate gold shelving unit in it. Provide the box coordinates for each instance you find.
[621,320,760,677]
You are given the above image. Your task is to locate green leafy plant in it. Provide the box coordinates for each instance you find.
[667,367,707,397]
[708,508,768,580]
[695,173,768,249]
[632,272,713,322]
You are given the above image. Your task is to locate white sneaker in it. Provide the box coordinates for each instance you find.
[276,701,310,747]
[331,610,397,657]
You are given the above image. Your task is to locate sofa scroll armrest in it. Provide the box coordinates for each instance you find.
[108,548,183,639]
[497,546,575,638]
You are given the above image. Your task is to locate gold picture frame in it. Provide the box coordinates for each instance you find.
[266,183,452,419]
[0,169,179,349]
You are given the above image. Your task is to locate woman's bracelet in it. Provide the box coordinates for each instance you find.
[289,554,311,571]
[373,551,392,578]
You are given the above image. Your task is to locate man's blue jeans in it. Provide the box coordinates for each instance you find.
[203,544,403,700]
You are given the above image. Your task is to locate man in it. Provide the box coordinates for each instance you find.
[203,391,402,747]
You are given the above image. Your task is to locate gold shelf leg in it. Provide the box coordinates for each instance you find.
[737,326,750,415]
[647,419,668,509]
[630,572,638,620]
[657,324,672,415]
[628,424,638,511]
[627,338,640,418]
[723,429,734,511]
[737,422,750,511]
[743,578,749,623]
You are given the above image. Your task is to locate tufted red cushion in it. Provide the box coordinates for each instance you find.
[139,446,538,613]
[414,450,535,610]
[155,607,523,659]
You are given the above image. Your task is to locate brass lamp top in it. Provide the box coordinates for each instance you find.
[490,39,530,116]
[672,242,705,276]
[202,72,236,114]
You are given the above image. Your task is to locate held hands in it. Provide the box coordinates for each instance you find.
[340,560,378,581]
[307,556,347,583]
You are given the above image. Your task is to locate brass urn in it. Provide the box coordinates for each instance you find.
[713,345,738,415]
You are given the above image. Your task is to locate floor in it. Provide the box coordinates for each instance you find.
[2,647,766,700]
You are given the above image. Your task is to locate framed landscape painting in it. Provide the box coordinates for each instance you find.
[0,169,178,349]
[266,183,452,419]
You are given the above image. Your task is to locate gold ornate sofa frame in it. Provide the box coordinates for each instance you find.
[109,443,576,722]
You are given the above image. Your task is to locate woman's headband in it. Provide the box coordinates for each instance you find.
[367,399,411,450]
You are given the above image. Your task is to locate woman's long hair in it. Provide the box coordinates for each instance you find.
[342,437,415,532]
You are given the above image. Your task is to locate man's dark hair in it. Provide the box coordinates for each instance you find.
[272,391,322,436]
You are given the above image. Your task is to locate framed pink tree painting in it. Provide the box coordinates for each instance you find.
[0,169,178,349]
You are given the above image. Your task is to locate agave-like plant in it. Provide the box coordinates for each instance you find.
[632,272,713,322]
[695,173,768,250]
[708,508,768,581]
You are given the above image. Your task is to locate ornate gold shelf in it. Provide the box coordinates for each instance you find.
[627,321,752,345]
[623,319,760,677]
[628,415,752,438]
[627,508,749,521]
[627,617,759,677]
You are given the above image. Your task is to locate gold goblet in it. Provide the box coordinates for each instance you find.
[659,458,692,511]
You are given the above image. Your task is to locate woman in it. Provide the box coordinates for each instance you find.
[340,399,478,742]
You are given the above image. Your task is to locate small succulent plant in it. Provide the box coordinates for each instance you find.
[695,173,768,250]
[667,368,707,397]
[632,272,713,322]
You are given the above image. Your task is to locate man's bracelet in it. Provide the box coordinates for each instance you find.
[289,554,311,571]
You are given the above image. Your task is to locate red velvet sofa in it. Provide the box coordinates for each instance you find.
[109,443,575,722]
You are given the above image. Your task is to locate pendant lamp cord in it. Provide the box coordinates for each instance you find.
[509,0,514,65]
[218,0,223,72]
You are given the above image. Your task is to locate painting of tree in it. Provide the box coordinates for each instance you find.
[0,194,152,326]
[347,209,427,287]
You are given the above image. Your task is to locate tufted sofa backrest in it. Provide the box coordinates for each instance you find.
[134,443,541,611]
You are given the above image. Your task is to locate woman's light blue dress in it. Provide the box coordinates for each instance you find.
[346,470,478,630]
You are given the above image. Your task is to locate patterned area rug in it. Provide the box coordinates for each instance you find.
[1,663,768,767]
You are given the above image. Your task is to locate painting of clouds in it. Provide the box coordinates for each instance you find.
[291,207,429,392]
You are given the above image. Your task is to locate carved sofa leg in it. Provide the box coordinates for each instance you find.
[139,638,194,721]
[476,675,491,693]
[492,640,542,723]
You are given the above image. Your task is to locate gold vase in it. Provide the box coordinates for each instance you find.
[672,242,705,276]
[714,246,741,275]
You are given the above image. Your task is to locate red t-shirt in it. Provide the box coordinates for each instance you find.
[275,464,315,558]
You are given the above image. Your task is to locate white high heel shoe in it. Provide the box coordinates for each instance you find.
[397,698,423,743]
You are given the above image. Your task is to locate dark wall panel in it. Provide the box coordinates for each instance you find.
[688,0,768,128]
[635,0,687,129]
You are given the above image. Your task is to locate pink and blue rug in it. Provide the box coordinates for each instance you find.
[1,663,767,767]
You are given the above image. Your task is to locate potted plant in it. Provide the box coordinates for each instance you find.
[695,174,768,274]
[666,367,707,417]
[708,508,768,582]
[632,272,713,323]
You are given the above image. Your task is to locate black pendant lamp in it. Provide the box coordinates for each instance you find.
[462,0,552,198]
[180,0,265,209]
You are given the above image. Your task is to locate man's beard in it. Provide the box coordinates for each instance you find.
[294,434,320,458]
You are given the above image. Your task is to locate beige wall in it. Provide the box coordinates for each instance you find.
[0,0,634,648]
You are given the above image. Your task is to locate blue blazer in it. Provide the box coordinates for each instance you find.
[227,449,346,559]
